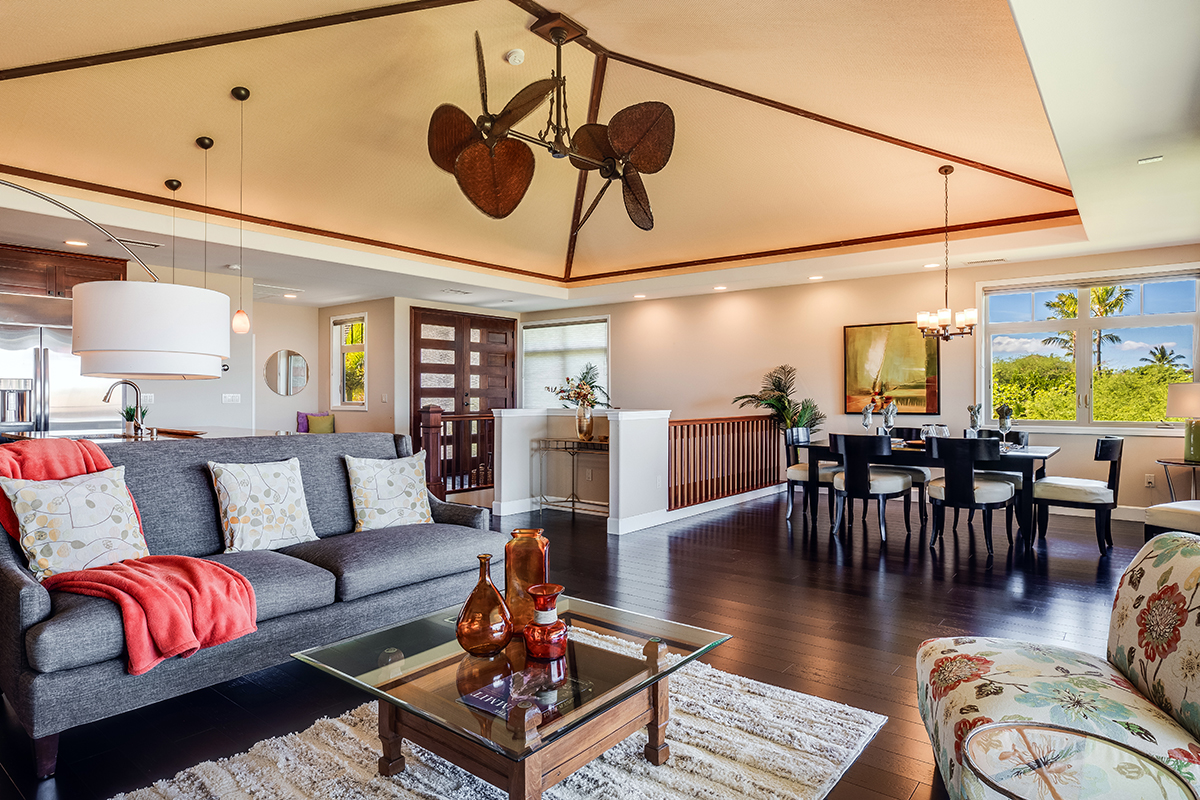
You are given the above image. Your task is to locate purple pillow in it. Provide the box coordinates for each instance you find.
[297,411,328,433]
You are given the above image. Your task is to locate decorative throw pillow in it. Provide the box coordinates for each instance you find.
[207,457,319,552]
[296,411,328,433]
[307,414,335,434]
[0,466,149,582]
[344,453,433,531]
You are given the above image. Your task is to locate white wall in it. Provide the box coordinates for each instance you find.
[130,267,255,431]
[252,300,319,432]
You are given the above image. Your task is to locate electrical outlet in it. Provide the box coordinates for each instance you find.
[141,393,154,404]
[381,393,388,403]
[585,469,593,481]
[222,393,241,404]
[1146,474,1156,488]
[657,475,663,489]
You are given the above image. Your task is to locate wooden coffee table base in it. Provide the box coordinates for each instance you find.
[378,640,672,800]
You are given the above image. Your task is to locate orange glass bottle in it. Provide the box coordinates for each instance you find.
[455,554,513,656]
[504,528,549,632]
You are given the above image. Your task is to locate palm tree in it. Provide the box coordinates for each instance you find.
[1140,345,1188,368]
[1039,285,1133,370]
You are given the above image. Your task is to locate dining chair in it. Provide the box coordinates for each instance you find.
[873,425,932,527]
[962,429,1030,526]
[784,428,842,520]
[927,437,1015,556]
[1033,437,1124,555]
[829,433,912,540]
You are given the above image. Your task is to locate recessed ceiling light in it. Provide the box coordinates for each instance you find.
[283,294,297,298]
[808,276,823,280]
[924,263,939,268]
[64,240,87,247]
[634,294,646,298]
[225,264,241,270]
[1138,155,1164,165]
[714,286,727,291]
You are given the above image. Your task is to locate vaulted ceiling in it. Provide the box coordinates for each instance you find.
[0,0,1194,308]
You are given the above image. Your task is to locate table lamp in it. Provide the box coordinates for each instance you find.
[1167,383,1200,461]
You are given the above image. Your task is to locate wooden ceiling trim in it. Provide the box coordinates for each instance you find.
[562,51,607,281]
[503,0,609,56]
[563,209,1082,282]
[604,51,1074,198]
[0,0,476,82]
[0,163,556,281]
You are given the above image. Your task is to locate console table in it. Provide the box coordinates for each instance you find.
[536,438,609,514]
[1158,458,1200,502]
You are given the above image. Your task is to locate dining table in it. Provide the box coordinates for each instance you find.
[796,437,1061,540]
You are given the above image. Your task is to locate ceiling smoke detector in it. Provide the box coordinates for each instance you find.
[505,49,525,66]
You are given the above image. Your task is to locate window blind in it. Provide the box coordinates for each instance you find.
[522,320,609,409]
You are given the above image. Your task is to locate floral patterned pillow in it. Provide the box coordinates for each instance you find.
[0,466,148,581]
[208,457,319,552]
[344,453,433,531]
[1108,532,1200,741]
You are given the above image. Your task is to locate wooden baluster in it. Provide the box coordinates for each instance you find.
[420,405,446,501]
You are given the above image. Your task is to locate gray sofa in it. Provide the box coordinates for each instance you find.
[0,431,505,778]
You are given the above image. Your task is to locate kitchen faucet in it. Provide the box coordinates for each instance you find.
[103,380,145,437]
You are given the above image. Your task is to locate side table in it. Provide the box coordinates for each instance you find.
[1158,458,1200,502]
[962,722,1197,800]
[536,437,609,514]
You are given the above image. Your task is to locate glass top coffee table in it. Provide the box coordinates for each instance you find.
[293,596,729,799]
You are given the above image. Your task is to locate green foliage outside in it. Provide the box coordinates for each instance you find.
[343,351,365,403]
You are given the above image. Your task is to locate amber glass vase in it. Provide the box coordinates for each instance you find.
[455,554,513,656]
[505,528,549,633]
[523,583,568,660]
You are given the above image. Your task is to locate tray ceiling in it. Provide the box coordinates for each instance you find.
[0,0,1076,287]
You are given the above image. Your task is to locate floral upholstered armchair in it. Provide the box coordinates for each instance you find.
[917,532,1200,799]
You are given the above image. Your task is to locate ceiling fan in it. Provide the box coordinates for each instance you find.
[427,17,675,231]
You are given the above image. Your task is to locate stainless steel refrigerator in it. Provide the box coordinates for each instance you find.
[0,312,121,434]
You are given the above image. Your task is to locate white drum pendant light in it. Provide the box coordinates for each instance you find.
[73,282,230,379]
[0,177,230,380]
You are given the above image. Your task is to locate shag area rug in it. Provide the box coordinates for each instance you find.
[114,638,885,800]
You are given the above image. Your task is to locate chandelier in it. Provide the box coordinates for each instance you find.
[427,14,675,231]
[916,165,977,341]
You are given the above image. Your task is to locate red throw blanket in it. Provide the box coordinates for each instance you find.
[0,438,118,539]
[43,556,258,675]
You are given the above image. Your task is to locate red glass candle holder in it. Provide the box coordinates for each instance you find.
[455,554,513,656]
[522,583,567,660]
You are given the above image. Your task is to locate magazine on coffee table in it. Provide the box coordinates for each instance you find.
[458,673,594,720]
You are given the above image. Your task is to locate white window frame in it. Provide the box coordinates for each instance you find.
[331,312,368,412]
[976,263,1199,435]
[519,315,611,409]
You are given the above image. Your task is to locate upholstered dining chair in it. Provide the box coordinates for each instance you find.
[961,429,1030,528]
[927,437,1015,556]
[1034,436,1124,555]
[829,433,912,540]
[873,425,932,527]
[784,428,841,520]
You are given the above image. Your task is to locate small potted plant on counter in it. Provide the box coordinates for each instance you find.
[120,405,148,436]
[733,364,826,444]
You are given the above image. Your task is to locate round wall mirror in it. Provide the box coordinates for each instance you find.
[264,349,308,396]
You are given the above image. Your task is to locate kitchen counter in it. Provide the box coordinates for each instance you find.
[1,426,281,444]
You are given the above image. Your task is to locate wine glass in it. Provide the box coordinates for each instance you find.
[998,415,1013,442]
[919,423,934,443]
[935,425,950,438]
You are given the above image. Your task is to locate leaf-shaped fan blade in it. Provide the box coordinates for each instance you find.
[621,165,653,230]
[428,104,482,174]
[570,123,618,172]
[454,139,535,219]
[608,101,675,175]
[474,32,490,116]
[490,78,559,141]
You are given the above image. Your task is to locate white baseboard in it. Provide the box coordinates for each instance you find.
[1049,505,1146,523]
[612,485,786,536]
[492,497,537,516]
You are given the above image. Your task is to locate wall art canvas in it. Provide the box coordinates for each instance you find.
[844,321,940,414]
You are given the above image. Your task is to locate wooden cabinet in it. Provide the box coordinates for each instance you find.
[0,243,126,298]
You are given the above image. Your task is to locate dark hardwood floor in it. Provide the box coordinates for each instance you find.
[0,494,1137,800]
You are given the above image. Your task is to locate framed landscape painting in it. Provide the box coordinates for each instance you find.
[844,321,940,414]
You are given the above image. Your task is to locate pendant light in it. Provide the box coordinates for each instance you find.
[916,165,977,341]
[0,176,229,380]
[230,86,251,335]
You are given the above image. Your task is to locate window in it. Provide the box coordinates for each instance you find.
[984,274,1197,425]
[522,319,609,409]
[333,314,366,408]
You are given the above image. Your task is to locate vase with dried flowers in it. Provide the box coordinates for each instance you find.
[546,363,611,442]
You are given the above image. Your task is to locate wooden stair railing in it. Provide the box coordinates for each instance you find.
[668,415,780,510]
[419,406,495,498]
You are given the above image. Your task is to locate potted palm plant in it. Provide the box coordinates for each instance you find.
[733,365,826,444]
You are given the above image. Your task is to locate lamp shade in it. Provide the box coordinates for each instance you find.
[72,281,230,379]
[1167,383,1200,418]
[231,309,251,334]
